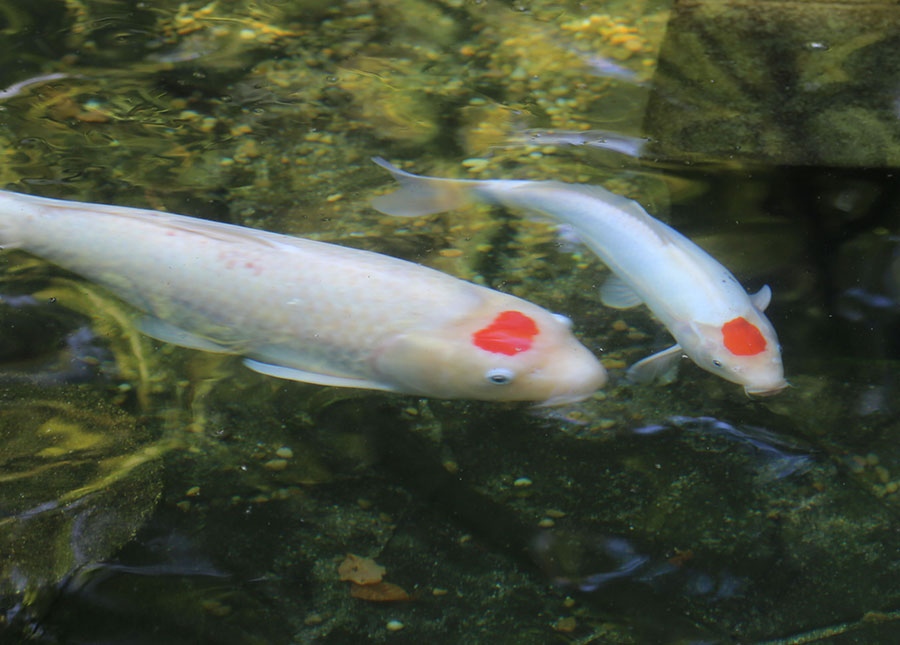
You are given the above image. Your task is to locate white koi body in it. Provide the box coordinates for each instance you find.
[0,189,606,405]
[372,160,787,396]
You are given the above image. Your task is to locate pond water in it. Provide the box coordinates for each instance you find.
[2,1,900,643]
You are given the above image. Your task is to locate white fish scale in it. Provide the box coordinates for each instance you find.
[2,192,483,377]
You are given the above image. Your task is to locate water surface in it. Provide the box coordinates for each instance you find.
[2,0,900,643]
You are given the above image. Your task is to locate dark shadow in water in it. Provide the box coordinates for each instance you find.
[367,402,738,644]
[31,521,292,645]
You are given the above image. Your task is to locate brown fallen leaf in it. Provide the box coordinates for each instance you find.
[338,553,386,585]
[350,581,409,602]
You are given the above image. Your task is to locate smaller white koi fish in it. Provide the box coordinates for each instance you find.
[371,159,787,396]
[0,188,606,406]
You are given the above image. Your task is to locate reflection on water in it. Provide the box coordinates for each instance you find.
[2,0,900,642]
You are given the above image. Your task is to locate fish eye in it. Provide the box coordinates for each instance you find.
[712,360,723,367]
[485,368,515,385]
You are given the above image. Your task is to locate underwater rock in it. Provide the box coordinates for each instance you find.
[0,386,164,637]
[0,295,112,385]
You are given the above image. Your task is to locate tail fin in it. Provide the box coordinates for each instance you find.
[371,157,473,217]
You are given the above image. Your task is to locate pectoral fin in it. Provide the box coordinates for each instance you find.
[138,317,236,353]
[599,275,643,309]
[242,358,400,392]
[750,285,772,311]
[626,344,684,385]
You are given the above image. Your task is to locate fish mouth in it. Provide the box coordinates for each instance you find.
[744,380,790,397]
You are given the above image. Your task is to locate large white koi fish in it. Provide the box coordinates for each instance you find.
[0,189,606,405]
[371,159,787,396]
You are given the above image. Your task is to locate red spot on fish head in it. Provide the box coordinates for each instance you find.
[721,317,767,356]
[473,310,540,356]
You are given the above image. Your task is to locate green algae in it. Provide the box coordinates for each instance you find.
[0,387,164,627]
[644,0,900,165]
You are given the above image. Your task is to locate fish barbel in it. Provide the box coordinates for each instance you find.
[0,189,606,405]
[371,159,787,396]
